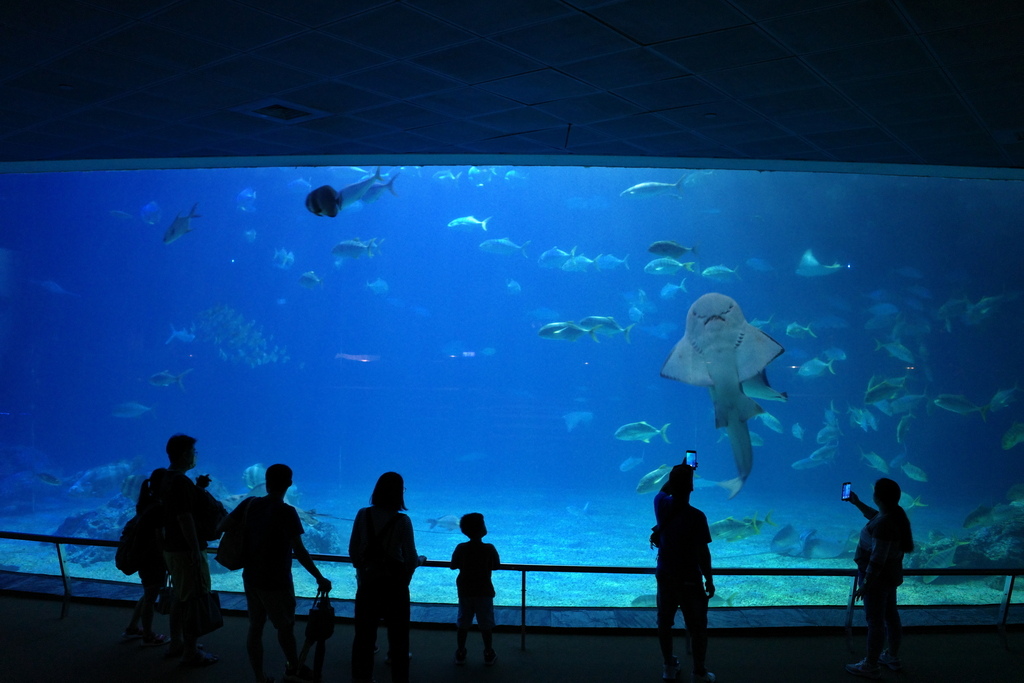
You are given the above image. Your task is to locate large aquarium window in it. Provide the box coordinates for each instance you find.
[0,164,1022,610]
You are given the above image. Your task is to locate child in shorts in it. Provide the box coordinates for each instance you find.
[450,513,501,666]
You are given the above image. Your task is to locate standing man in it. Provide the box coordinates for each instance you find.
[155,433,219,667]
[653,464,715,682]
[220,463,332,683]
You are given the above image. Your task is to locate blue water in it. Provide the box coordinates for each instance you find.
[0,165,1022,606]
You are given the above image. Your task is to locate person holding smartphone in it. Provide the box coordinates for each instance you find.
[844,478,915,679]
[652,462,715,682]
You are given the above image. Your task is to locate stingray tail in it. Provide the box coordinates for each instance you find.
[718,477,745,499]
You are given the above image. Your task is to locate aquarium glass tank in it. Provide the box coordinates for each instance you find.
[0,164,1022,610]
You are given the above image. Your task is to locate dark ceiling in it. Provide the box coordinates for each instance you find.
[1,0,1023,171]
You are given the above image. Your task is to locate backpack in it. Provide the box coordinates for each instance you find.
[115,477,162,575]
[152,468,228,543]
[360,511,406,578]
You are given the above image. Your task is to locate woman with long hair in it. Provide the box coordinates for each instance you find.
[348,472,425,683]
[844,477,914,679]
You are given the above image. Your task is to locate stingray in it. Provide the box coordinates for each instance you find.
[795,249,842,277]
[660,293,784,498]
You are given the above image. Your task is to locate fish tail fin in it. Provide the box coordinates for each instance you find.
[680,277,688,293]
[827,359,836,374]
[623,324,634,344]
[764,510,776,526]
[481,217,492,232]
[718,477,744,499]
[980,404,990,422]
[623,254,629,270]
[808,325,817,338]
[734,266,742,281]
[589,329,599,343]
[660,423,671,444]
[386,174,399,196]
[520,241,531,258]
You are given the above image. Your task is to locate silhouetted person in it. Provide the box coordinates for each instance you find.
[120,477,170,647]
[653,464,715,682]
[349,472,425,683]
[450,512,500,666]
[154,433,218,666]
[845,478,914,679]
[219,463,332,683]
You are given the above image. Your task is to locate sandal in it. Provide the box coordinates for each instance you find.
[180,651,219,667]
[120,627,144,642]
[165,643,203,659]
[142,632,170,647]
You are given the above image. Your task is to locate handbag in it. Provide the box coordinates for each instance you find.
[190,591,224,636]
[305,590,335,642]
[154,579,174,616]
[215,498,252,570]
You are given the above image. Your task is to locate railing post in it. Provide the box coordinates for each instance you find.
[844,574,857,652]
[998,574,1015,648]
[520,570,527,652]
[55,542,71,618]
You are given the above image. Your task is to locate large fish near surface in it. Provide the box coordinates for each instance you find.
[162,203,200,244]
[660,293,784,498]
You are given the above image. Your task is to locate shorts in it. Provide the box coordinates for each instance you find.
[244,582,297,630]
[457,596,495,630]
[163,550,211,603]
[137,561,167,589]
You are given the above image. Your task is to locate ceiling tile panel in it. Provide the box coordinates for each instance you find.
[362,130,439,153]
[4,70,121,105]
[149,0,306,51]
[405,0,574,35]
[945,57,1024,94]
[323,4,474,58]
[471,108,566,133]
[732,136,817,157]
[90,24,235,71]
[836,69,955,107]
[701,120,790,145]
[588,0,748,45]
[284,82,393,114]
[44,49,176,89]
[413,120,503,144]
[742,87,849,118]
[652,26,788,73]
[760,0,910,54]
[626,131,717,155]
[613,77,724,110]
[463,135,561,153]
[534,93,644,123]
[477,70,598,105]
[898,0,1024,32]
[557,49,684,89]
[143,74,262,109]
[656,102,762,129]
[965,87,1024,131]
[699,58,826,99]
[775,107,875,135]
[802,38,936,83]
[256,126,340,150]
[494,14,636,66]
[923,17,1024,65]
[727,0,855,21]
[254,33,390,78]
[29,119,119,146]
[1,0,133,46]
[350,102,451,129]
[0,26,73,81]
[103,92,199,122]
[297,115,397,139]
[236,0,389,27]
[861,95,973,125]
[412,88,520,118]
[586,114,682,139]
[338,63,461,100]
[0,108,43,131]
[569,140,648,155]
[410,42,544,84]
[196,57,321,95]
[67,107,162,134]
[188,110,279,135]
[803,127,894,149]
[885,116,989,142]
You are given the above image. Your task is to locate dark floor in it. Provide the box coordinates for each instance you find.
[1,593,1022,683]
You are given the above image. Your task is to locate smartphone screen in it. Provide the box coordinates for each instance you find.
[841,482,852,500]
[685,450,698,469]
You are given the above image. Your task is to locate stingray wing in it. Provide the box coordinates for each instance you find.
[735,325,785,382]
[660,336,713,386]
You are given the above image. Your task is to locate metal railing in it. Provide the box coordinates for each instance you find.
[1,530,1020,651]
